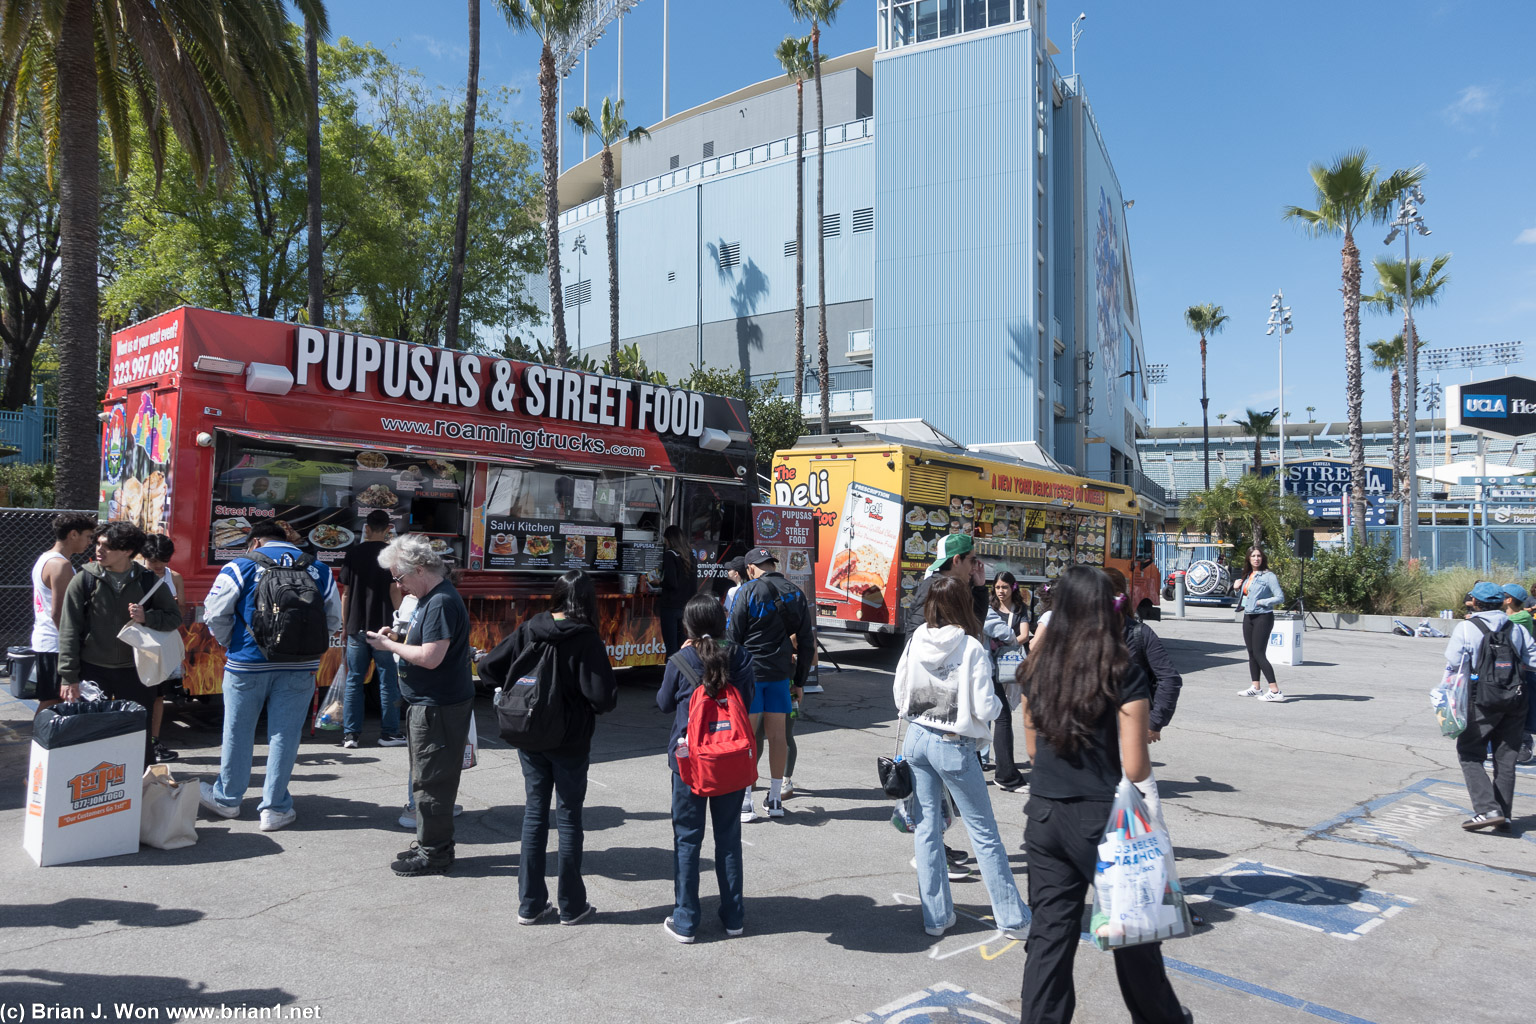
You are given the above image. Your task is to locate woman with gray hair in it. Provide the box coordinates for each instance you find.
[366,534,473,877]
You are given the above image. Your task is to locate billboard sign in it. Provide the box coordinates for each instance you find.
[1261,458,1393,498]
[1446,377,1536,439]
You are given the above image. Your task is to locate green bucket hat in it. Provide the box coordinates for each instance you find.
[926,532,974,578]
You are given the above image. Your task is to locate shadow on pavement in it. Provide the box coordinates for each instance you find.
[593,892,939,953]
[0,968,294,1015]
[0,897,204,930]
[1158,775,1237,800]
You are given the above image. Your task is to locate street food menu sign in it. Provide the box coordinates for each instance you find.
[753,505,817,599]
[483,518,620,571]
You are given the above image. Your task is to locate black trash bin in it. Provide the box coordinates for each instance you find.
[7,646,37,699]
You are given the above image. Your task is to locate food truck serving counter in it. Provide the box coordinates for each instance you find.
[102,307,756,696]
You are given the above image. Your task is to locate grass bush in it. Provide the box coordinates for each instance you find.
[0,463,56,508]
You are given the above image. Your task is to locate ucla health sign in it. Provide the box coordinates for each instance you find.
[1260,458,1392,498]
[1448,376,1536,439]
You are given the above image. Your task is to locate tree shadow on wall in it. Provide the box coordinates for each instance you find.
[707,240,768,377]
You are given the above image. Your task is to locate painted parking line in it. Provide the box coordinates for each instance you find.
[846,982,1015,1024]
[1183,861,1414,939]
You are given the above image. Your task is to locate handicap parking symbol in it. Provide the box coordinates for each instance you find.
[847,982,1014,1024]
[1183,861,1415,940]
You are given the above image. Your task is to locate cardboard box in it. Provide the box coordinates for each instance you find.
[24,730,145,867]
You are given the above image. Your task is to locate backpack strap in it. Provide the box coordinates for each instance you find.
[674,651,702,689]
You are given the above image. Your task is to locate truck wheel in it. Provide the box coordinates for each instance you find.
[1162,586,1175,601]
[1138,599,1159,622]
[867,633,904,649]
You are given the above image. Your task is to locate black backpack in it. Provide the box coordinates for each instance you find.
[486,631,571,751]
[1470,619,1525,715]
[247,551,330,661]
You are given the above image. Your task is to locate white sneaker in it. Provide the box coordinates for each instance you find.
[1237,686,1262,697]
[1262,690,1286,702]
[740,791,757,823]
[259,808,297,832]
[924,912,957,937]
[765,797,785,818]
[397,804,464,829]
[198,782,240,819]
[782,778,795,798]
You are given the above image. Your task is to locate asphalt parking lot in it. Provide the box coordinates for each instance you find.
[2,613,1533,1024]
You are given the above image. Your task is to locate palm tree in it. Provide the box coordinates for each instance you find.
[305,14,325,327]
[444,0,484,349]
[0,0,325,508]
[787,0,843,433]
[1283,150,1425,542]
[1181,474,1310,552]
[505,0,594,367]
[570,98,650,373]
[1232,407,1278,476]
[1217,412,1228,426]
[1366,335,1407,499]
[1306,405,1317,422]
[1365,252,1450,492]
[1183,303,1229,491]
[775,34,813,413]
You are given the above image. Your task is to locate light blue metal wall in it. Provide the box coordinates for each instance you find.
[872,27,1041,447]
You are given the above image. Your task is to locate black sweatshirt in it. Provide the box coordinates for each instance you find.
[1125,618,1182,731]
[481,612,618,753]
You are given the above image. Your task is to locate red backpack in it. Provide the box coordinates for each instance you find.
[673,653,758,798]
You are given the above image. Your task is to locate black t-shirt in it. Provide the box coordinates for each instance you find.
[1025,662,1151,801]
[339,541,394,635]
[399,580,474,706]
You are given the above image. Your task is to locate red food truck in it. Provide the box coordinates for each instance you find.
[101,307,757,698]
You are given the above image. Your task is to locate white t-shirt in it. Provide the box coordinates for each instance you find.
[1036,609,1053,631]
[31,550,69,652]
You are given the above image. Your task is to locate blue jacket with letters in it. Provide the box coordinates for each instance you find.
[204,542,342,673]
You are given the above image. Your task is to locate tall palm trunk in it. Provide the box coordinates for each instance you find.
[812,23,829,434]
[1341,228,1366,541]
[540,41,568,365]
[602,144,618,373]
[446,0,481,349]
[1389,366,1403,500]
[1199,335,1209,489]
[54,0,100,510]
[792,77,805,414]
[305,18,324,327]
[1252,431,1261,477]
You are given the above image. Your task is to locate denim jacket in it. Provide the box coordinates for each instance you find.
[1238,570,1284,615]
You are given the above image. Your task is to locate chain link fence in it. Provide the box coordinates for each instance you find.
[0,507,96,653]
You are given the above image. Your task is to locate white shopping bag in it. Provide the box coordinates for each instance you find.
[462,713,478,770]
[140,765,199,850]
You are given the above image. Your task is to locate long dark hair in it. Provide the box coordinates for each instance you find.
[552,570,598,625]
[682,594,729,697]
[924,575,980,638]
[1246,548,1269,572]
[1019,565,1128,756]
[663,525,694,571]
[990,570,1019,613]
[1101,566,1132,623]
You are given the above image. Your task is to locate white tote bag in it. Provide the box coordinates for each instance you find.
[116,576,185,687]
[140,765,199,850]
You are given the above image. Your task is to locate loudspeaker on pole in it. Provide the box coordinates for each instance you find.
[1294,528,1315,560]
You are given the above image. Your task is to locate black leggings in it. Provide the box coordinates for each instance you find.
[1242,612,1277,687]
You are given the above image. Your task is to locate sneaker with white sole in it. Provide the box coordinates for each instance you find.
[259,808,297,832]
[781,778,795,798]
[740,792,758,823]
[1261,690,1286,702]
[726,924,744,937]
[342,734,360,749]
[561,904,597,926]
[765,796,785,818]
[910,856,975,882]
[398,804,464,829]
[1237,686,1262,697]
[198,782,240,819]
[924,912,957,937]
[517,903,554,925]
[662,916,695,943]
[377,734,408,747]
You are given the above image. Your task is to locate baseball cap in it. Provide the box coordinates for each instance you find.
[1504,583,1530,606]
[1469,581,1504,604]
[744,547,777,566]
[925,533,974,578]
[723,556,747,575]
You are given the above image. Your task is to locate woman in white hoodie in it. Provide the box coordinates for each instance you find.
[894,575,1027,939]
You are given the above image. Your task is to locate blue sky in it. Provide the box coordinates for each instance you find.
[323,0,1535,429]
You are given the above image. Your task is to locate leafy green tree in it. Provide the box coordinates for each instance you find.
[1181,474,1309,552]
[1283,150,1425,542]
[774,34,813,413]
[570,97,649,374]
[1367,335,1407,499]
[1231,407,1278,476]
[1183,302,1228,490]
[1,0,326,508]
[677,365,804,478]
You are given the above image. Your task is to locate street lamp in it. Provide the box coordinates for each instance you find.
[1384,185,1430,559]
[1070,13,1086,83]
[571,233,588,352]
[1145,363,1168,427]
[1266,290,1294,496]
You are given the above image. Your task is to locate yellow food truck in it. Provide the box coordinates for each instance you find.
[772,431,1161,639]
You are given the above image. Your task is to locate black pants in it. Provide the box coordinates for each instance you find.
[84,661,157,765]
[992,680,1025,787]
[406,698,473,865]
[1020,796,1184,1024]
[1242,612,1277,687]
[659,608,685,657]
[519,745,591,920]
[1456,696,1527,818]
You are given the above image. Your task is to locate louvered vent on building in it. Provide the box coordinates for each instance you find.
[702,141,715,158]
[852,207,874,233]
[667,271,676,282]
[907,468,950,506]
[717,242,741,270]
[669,154,680,169]
[784,240,798,258]
[822,213,841,238]
[567,280,592,306]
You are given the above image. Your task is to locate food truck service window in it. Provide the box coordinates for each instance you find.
[477,466,665,573]
[209,435,468,566]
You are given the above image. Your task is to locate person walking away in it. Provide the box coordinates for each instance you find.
[482,570,617,923]
[340,510,405,749]
[1501,584,1533,635]
[657,525,698,657]
[1444,581,1536,830]
[986,572,1031,793]
[894,576,1027,939]
[366,536,474,874]
[57,523,181,769]
[728,548,813,822]
[1103,568,1182,743]
[1234,548,1285,701]
[658,594,756,942]
[140,534,185,763]
[199,521,342,831]
[1017,565,1188,1024]
[30,512,97,711]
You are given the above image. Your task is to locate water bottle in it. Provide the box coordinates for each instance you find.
[790,697,800,719]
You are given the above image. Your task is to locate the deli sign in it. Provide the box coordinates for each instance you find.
[293,328,708,438]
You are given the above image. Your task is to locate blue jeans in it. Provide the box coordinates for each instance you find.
[343,638,401,737]
[670,772,746,935]
[519,747,590,920]
[904,723,1027,932]
[212,668,316,815]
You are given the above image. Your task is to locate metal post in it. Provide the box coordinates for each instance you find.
[582,47,589,162]
[1278,327,1285,494]
[1174,575,1186,618]
[1404,224,1418,560]
[617,11,623,104]
[662,0,670,119]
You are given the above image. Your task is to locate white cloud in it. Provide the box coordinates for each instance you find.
[412,34,467,62]
[1516,227,1536,245]
[1444,84,1496,125]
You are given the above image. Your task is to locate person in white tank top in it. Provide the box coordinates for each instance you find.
[30,512,98,709]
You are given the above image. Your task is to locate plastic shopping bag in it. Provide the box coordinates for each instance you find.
[462,713,479,770]
[1090,776,1194,951]
[890,787,956,834]
[314,663,345,732]
[1430,657,1469,738]
[140,765,199,850]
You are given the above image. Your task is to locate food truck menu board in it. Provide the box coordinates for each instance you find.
[900,494,1108,583]
[474,465,663,574]
[752,505,817,601]
[483,518,621,571]
[209,439,467,565]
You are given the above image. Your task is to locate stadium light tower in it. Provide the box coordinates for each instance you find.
[1266,290,1294,495]
[1144,363,1168,426]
